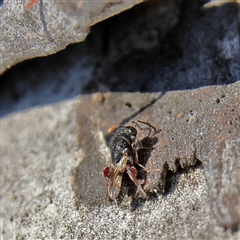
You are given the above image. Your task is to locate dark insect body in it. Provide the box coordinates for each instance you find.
[103,125,146,200]
[109,126,137,165]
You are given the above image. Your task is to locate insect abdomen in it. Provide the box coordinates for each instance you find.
[109,127,132,163]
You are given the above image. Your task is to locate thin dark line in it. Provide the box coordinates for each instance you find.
[39,0,53,42]
[120,94,163,127]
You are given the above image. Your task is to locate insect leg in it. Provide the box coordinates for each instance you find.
[126,165,146,198]
[132,120,161,138]
[103,166,112,186]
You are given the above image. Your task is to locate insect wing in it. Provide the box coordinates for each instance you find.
[107,167,123,200]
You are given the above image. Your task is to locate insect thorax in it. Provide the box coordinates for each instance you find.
[109,126,135,164]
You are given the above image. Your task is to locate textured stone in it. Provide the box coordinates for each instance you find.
[204,0,240,8]
[73,92,161,208]
[1,1,238,120]
[1,0,240,237]
[73,82,240,231]
[2,83,239,239]
[129,82,240,231]
[0,0,143,73]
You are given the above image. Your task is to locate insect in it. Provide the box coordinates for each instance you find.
[103,121,159,200]
[103,125,145,200]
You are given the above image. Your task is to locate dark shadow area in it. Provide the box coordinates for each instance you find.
[164,159,203,196]
[1,0,239,117]
[112,136,204,211]
[122,159,204,211]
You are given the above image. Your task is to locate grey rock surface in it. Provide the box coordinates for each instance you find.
[1,0,143,73]
[1,2,240,238]
[1,1,239,118]
[0,0,179,117]
[129,82,240,230]
[1,82,240,239]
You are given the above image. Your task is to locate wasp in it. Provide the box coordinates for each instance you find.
[103,126,145,200]
[103,121,159,200]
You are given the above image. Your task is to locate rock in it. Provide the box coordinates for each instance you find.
[129,82,240,231]
[203,0,240,8]
[1,82,239,239]
[1,1,238,119]
[1,1,240,237]
[1,0,143,74]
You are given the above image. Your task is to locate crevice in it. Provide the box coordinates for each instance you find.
[164,159,203,196]
[104,95,163,143]
[120,94,163,126]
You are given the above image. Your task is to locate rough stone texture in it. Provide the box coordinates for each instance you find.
[82,1,239,93]
[1,1,239,118]
[1,82,240,239]
[0,1,179,116]
[1,1,240,238]
[73,92,161,208]
[128,82,240,231]
[1,0,143,73]
[204,0,240,8]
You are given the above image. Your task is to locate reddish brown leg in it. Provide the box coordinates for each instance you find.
[103,166,112,201]
[126,165,146,198]
[103,167,112,186]
[131,142,148,170]
[105,193,109,202]
[131,144,139,165]
[132,120,160,138]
